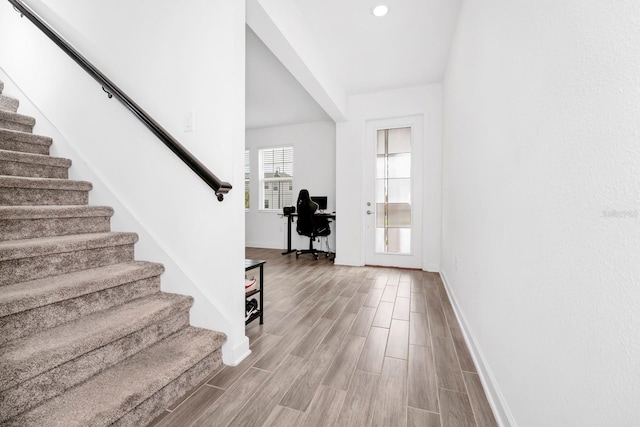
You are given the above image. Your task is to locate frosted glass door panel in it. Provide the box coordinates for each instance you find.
[376,154,410,178]
[375,127,412,254]
[378,127,411,154]
[375,228,411,253]
[376,203,411,228]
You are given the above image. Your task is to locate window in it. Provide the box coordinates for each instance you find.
[244,150,250,209]
[259,146,293,210]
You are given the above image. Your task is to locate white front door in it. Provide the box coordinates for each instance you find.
[364,116,423,268]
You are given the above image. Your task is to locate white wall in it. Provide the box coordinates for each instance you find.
[336,84,442,269]
[245,121,336,251]
[0,0,249,364]
[442,1,640,425]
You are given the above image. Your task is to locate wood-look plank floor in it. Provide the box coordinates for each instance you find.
[148,248,498,427]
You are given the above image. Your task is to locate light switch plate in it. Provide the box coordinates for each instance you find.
[183,112,194,132]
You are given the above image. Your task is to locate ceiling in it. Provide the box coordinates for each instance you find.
[245,0,462,129]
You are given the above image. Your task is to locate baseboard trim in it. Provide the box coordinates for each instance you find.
[439,270,516,427]
[221,335,250,366]
[245,242,284,250]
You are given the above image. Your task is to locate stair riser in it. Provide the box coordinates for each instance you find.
[0,312,191,423]
[0,159,69,179]
[0,276,162,345]
[0,244,135,286]
[0,187,88,206]
[0,96,19,113]
[112,350,223,427]
[0,118,33,133]
[0,138,50,155]
[0,216,111,240]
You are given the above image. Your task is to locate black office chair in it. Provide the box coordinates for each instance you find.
[295,190,331,260]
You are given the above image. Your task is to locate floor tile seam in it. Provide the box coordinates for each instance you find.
[208,354,273,388]
[444,324,469,385]
[406,404,440,416]
[366,357,409,426]
[438,385,471,396]
[426,333,444,419]
[166,381,211,413]
[353,367,382,377]
[391,313,410,322]
[431,337,466,395]
[408,342,432,349]
[436,384,479,426]
[234,358,305,424]
[320,337,366,392]
[276,355,321,414]
[431,331,452,339]
[460,368,486,427]
[252,332,309,372]
[383,353,409,362]
[246,331,273,348]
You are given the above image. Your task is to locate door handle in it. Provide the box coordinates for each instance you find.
[366,210,373,215]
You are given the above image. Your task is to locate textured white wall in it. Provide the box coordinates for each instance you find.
[245,121,336,250]
[443,1,640,425]
[336,84,442,269]
[0,0,249,364]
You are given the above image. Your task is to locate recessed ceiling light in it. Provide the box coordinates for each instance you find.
[372,5,388,17]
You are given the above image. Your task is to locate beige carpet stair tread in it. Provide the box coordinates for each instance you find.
[0,148,71,168]
[8,326,225,427]
[0,109,35,127]
[0,204,113,219]
[0,94,19,113]
[0,292,193,391]
[0,128,52,149]
[0,260,164,317]
[0,175,91,190]
[0,232,138,262]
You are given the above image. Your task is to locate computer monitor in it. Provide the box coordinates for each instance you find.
[311,196,328,211]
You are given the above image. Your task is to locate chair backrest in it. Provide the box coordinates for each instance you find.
[296,190,317,237]
[296,188,331,238]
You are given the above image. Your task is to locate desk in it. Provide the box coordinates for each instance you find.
[282,212,336,257]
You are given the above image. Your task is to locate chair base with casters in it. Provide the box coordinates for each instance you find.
[296,235,331,260]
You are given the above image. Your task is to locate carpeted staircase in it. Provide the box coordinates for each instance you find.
[0,80,226,426]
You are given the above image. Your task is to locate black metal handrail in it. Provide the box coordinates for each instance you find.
[8,0,232,201]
